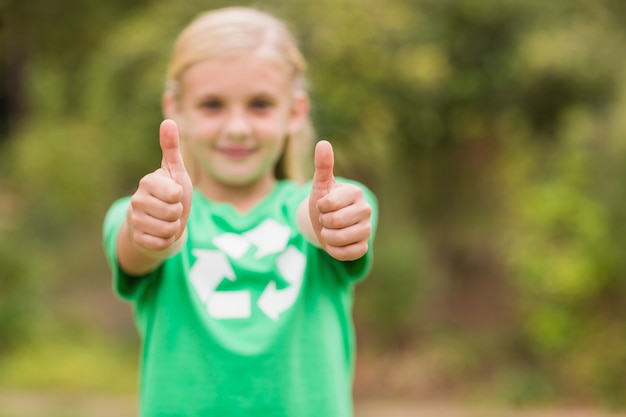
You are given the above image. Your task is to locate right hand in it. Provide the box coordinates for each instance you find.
[127,119,193,253]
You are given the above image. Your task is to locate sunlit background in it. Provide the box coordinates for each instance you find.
[2,0,626,415]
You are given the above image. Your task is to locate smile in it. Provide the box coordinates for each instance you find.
[217,147,257,159]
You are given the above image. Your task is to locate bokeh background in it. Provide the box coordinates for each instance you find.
[2,0,626,413]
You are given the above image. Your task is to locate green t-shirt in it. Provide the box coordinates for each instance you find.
[103,180,377,417]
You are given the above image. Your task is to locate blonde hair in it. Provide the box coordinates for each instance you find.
[165,7,314,183]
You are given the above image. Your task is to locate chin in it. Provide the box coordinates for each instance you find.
[217,173,264,188]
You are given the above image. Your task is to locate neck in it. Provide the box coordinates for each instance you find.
[196,175,278,213]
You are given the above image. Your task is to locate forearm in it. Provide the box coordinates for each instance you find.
[297,199,321,247]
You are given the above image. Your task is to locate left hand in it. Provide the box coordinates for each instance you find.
[308,140,372,261]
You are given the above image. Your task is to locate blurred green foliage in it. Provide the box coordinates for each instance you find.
[2,0,626,406]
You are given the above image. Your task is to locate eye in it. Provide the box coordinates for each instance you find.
[250,98,273,111]
[201,98,223,111]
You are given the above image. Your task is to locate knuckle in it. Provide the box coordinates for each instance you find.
[357,241,369,256]
[340,242,369,261]
[130,192,146,209]
[316,197,330,213]
[361,220,372,236]
[326,246,343,260]
[165,183,183,202]
[151,238,173,252]
[142,233,175,252]
[328,245,354,262]
[163,202,183,221]
[138,175,150,187]
[158,220,180,238]
[351,185,363,197]
[325,193,339,207]
[132,230,145,245]
[129,211,145,230]
[320,212,339,229]
[138,173,156,189]
[321,228,349,247]
[341,184,361,199]
[325,238,369,261]
[362,203,372,218]
[319,228,336,245]
[325,215,339,229]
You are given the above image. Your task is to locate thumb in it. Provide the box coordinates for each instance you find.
[159,119,193,239]
[309,140,335,246]
[160,119,187,177]
[311,140,335,195]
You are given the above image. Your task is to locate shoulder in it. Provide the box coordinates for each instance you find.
[271,180,310,209]
[275,179,308,195]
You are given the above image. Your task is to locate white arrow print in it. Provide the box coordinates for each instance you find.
[245,219,291,259]
[190,250,232,302]
[213,233,251,259]
[257,246,306,320]
[190,249,251,319]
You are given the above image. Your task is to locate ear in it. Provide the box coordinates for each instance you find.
[287,89,310,136]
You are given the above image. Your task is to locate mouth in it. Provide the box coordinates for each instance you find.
[216,147,257,159]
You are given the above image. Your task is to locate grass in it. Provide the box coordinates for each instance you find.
[2,332,626,417]
[0,333,138,417]
[3,394,626,417]
[0,390,136,417]
[0,331,137,395]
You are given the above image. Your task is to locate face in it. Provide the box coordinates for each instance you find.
[167,52,307,191]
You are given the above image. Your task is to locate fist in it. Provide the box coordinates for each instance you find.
[308,141,372,261]
[127,120,193,253]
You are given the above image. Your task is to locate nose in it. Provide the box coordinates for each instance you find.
[224,108,251,141]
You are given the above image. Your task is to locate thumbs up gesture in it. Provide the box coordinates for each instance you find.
[308,141,372,261]
[126,120,193,256]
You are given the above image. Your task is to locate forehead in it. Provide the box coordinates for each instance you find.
[179,51,294,97]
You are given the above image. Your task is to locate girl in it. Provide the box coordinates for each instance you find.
[103,6,377,417]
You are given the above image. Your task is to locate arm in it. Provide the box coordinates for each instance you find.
[297,199,320,248]
[117,120,193,275]
[297,141,372,261]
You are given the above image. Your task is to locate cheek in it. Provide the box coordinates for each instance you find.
[257,112,291,137]
[173,112,197,140]
[185,116,219,140]
[270,133,289,162]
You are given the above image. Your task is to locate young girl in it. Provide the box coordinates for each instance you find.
[103,7,377,417]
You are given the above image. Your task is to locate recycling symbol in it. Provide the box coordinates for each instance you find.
[189,219,306,321]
